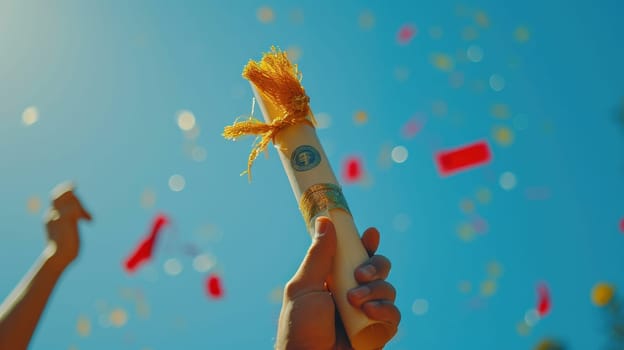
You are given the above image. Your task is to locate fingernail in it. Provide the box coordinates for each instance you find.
[359,265,376,279]
[315,218,329,239]
[349,286,370,299]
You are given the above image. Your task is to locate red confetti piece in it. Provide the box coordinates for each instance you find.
[397,24,417,44]
[342,156,364,183]
[435,140,492,176]
[206,274,224,299]
[124,214,169,273]
[620,218,624,233]
[537,283,551,316]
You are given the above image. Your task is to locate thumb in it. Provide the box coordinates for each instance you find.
[289,217,337,296]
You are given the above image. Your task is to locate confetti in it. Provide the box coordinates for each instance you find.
[342,156,364,183]
[164,258,183,276]
[169,174,186,192]
[517,321,531,336]
[514,26,530,42]
[466,45,483,63]
[459,199,475,213]
[358,10,375,30]
[535,339,566,350]
[377,144,393,169]
[124,214,169,273]
[22,106,39,126]
[461,26,479,41]
[493,126,514,146]
[435,140,492,176]
[109,308,128,327]
[480,280,497,297]
[430,53,454,72]
[537,283,551,316]
[257,6,275,23]
[26,196,42,214]
[140,189,156,208]
[474,10,490,28]
[499,171,517,190]
[411,299,429,315]
[471,217,488,234]
[476,187,492,204]
[397,24,417,44]
[206,273,224,299]
[491,104,511,118]
[286,46,302,62]
[620,218,624,233]
[353,110,368,125]
[458,281,472,293]
[177,110,196,131]
[76,315,91,337]
[193,253,216,273]
[401,116,423,139]
[591,282,615,306]
[489,74,506,92]
[391,146,408,163]
[487,261,503,278]
[525,308,541,326]
[457,222,476,241]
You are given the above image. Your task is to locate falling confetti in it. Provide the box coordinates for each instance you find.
[476,187,492,204]
[193,253,216,273]
[460,199,475,213]
[286,46,303,62]
[487,261,503,278]
[435,140,492,176]
[164,258,183,276]
[22,106,39,126]
[397,24,417,44]
[458,281,472,293]
[411,299,429,315]
[537,284,551,316]
[358,10,375,30]
[493,126,514,146]
[109,308,128,327]
[354,110,368,125]
[257,6,275,23]
[592,282,615,306]
[461,26,479,41]
[401,116,423,139]
[489,74,506,92]
[430,53,454,72]
[26,196,42,214]
[466,45,483,63]
[517,321,531,336]
[124,214,169,273]
[391,146,408,164]
[177,110,196,131]
[499,171,517,191]
[342,156,364,183]
[491,104,511,118]
[619,218,624,233]
[457,222,476,241]
[474,10,490,28]
[206,273,225,299]
[76,315,91,337]
[169,174,186,192]
[525,308,541,326]
[535,339,566,350]
[471,217,488,234]
[480,280,497,297]
[377,143,393,170]
[514,26,531,42]
[140,189,156,208]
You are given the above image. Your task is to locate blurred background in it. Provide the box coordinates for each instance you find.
[1,0,623,349]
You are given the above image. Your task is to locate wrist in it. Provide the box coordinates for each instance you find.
[43,243,71,272]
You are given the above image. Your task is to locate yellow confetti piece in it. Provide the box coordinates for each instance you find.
[491,104,511,119]
[458,280,472,293]
[286,46,302,62]
[514,26,530,42]
[109,308,128,327]
[354,110,368,125]
[140,189,156,209]
[476,187,492,204]
[457,222,476,241]
[487,261,503,279]
[430,53,454,72]
[460,199,475,213]
[591,282,615,307]
[358,10,375,30]
[26,196,42,214]
[516,321,531,336]
[493,126,514,146]
[461,26,479,41]
[269,285,284,303]
[22,106,39,126]
[76,316,91,337]
[480,280,497,297]
[474,10,490,28]
[257,6,275,23]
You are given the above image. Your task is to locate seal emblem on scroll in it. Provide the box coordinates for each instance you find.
[291,145,321,172]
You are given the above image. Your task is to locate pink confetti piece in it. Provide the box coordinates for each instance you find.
[342,156,364,183]
[537,283,551,316]
[124,214,169,273]
[206,274,224,299]
[397,24,417,44]
[401,116,424,139]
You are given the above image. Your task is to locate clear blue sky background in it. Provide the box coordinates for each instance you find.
[1,0,623,349]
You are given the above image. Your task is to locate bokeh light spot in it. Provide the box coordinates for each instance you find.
[76,315,91,337]
[358,10,375,30]
[140,189,156,208]
[164,258,183,276]
[22,106,39,126]
[514,26,530,42]
[430,53,454,72]
[193,254,216,273]
[354,110,368,125]
[26,196,42,214]
[491,104,510,118]
[168,174,186,192]
[257,6,275,23]
[177,110,196,131]
[467,45,483,62]
[476,187,492,204]
[391,146,408,164]
[499,171,517,191]
[489,74,506,92]
[480,280,497,297]
[493,126,514,146]
[109,308,128,327]
[591,282,615,306]
[412,299,429,315]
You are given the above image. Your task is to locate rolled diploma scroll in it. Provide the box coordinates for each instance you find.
[252,85,394,350]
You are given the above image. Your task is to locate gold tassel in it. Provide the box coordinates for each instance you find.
[223,47,316,180]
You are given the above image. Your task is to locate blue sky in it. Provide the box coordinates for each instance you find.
[1,0,623,349]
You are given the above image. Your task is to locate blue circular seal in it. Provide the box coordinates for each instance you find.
[291,145,321,172]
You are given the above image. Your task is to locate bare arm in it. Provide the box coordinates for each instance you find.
[0,184,91,350]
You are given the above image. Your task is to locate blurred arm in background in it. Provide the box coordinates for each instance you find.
[0,184,92,350]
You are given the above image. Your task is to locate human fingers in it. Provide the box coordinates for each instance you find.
[354,255,391,283]
[347,280,396,308]
[360,227,380,256]
[52,186,92,221]
[361,300,401,327]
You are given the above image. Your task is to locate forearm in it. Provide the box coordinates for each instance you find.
[0,244,67,350]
